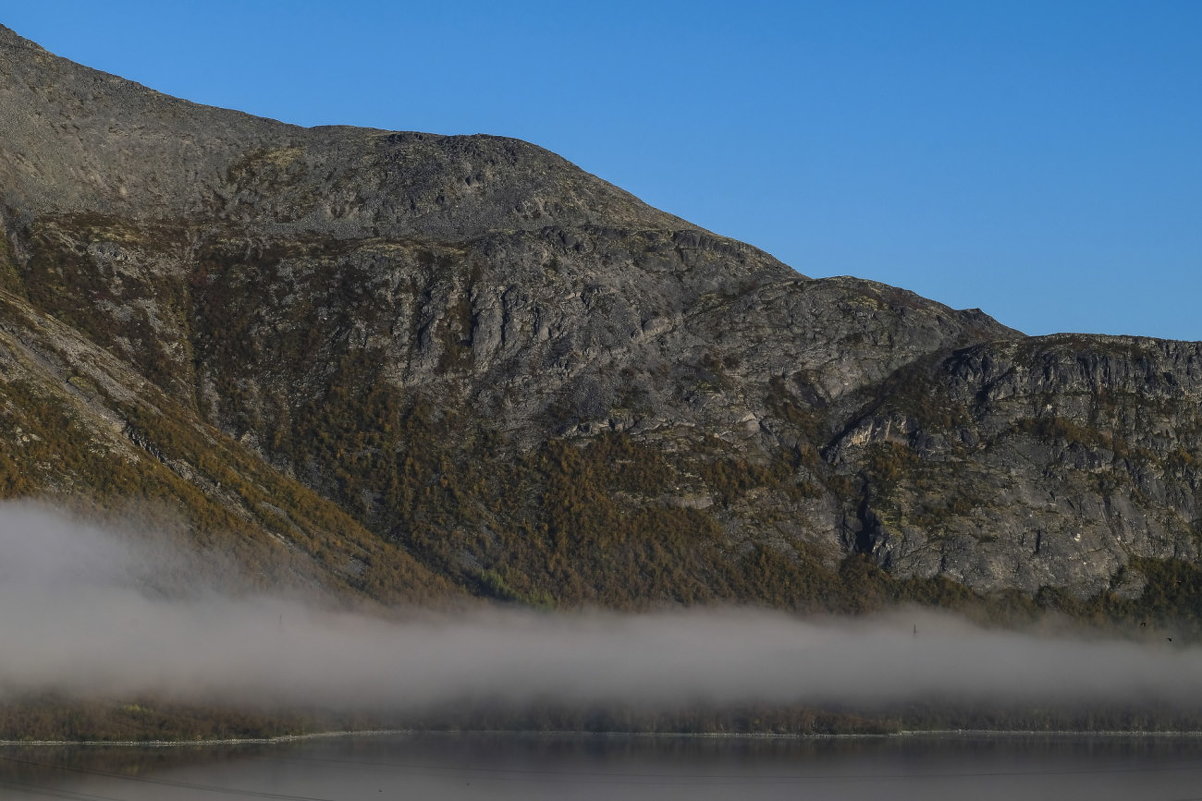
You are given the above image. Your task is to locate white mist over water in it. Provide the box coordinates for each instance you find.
[0,501,1197,710]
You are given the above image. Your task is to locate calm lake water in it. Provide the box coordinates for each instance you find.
[3,732,1202,800]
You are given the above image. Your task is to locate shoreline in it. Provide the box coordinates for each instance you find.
[6,727,1202,748]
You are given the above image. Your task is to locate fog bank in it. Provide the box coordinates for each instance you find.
[1,502,1197,710]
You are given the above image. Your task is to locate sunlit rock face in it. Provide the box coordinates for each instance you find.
[2,23,1199,608]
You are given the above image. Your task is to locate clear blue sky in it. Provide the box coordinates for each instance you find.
[6,1,1201,339]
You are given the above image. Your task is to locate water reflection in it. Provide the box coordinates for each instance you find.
[3,733,1202,800]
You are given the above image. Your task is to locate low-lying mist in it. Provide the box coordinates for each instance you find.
[1,502,1197,714]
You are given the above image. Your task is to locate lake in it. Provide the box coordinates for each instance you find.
[3,732,1202,800]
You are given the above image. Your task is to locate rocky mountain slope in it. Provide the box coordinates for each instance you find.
[2,24,1200,612]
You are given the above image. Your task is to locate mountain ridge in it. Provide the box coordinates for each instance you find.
[1,24,1200,619]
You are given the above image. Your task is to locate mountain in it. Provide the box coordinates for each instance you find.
[2,24,1200,615]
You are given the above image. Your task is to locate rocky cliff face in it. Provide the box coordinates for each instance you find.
[827,335,1202,596]
[1,25,1198,609]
